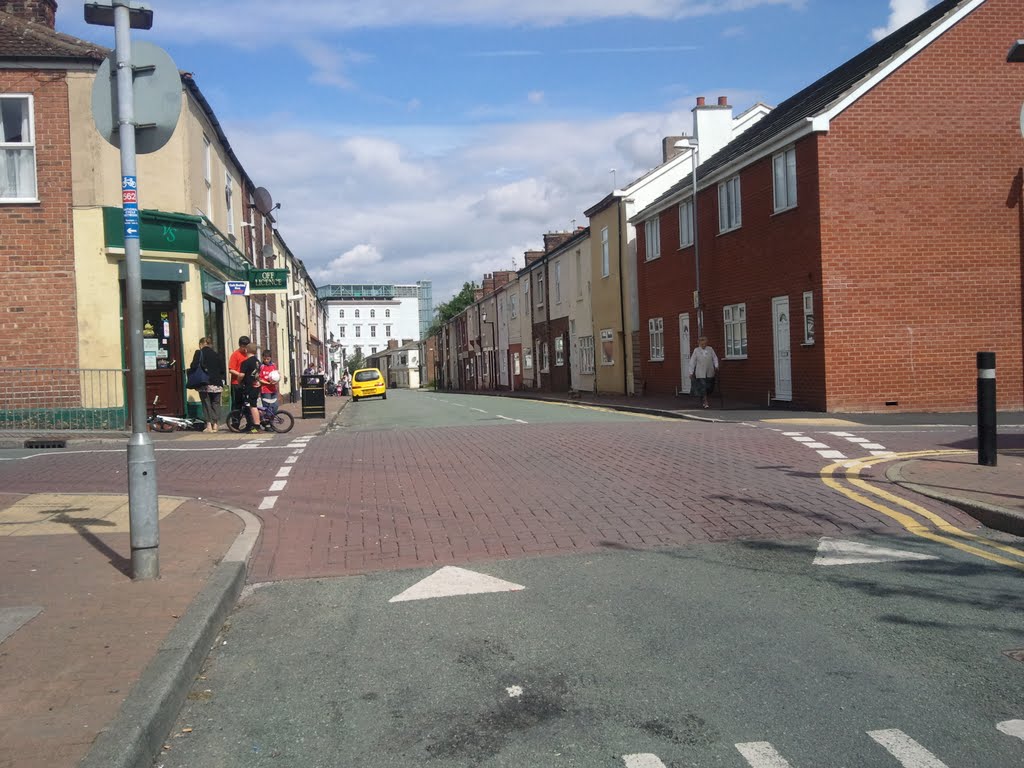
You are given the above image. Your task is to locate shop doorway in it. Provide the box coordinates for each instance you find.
[124,284,184,419]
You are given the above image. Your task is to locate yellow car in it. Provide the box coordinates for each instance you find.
[350,368,387,401]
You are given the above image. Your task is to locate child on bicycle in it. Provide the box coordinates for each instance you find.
[258,349,280,425]
[239,343,263,433]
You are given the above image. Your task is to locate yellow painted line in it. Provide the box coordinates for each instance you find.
[762,417,860,426]
[540,400,673,420]
[821,453,1024,571]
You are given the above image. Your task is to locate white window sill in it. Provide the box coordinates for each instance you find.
[801,341,815,347]
[0,198,40,204]
[725,355,748,360]
[718,224,742,235]
[649,357,665,362]
[601,362,615,367]
[644,255,661,262]
[772,204,798,216]
[679,242,694,249]
[601,273,610,279]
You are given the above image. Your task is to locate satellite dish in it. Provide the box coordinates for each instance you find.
[261,244,275,262]
[254,187,274,215]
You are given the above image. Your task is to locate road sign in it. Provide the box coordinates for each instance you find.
[226,281,250,296]
[91,41,181,155]
[122,174,139,240]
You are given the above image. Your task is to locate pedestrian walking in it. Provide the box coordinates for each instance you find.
[688,335,720,409]
[228,335,251,413]
[239,343,262,433]
[258,349,280,419]
[190,337,225,432]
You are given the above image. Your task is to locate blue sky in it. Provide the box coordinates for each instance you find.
[56,0,938,303]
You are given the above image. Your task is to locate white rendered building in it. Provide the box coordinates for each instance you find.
[318,282,433,370]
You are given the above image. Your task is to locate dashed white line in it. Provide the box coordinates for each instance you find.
[828,431,855,437]
[471,407,487,413]
[862,443,888,450]
[818,449,847,459]
[284,455,299,464]
[276,466,292,478]
[792,436,815,442]
[496,415,528,424]
[870,450,895,456]
[258,496,278,510]
[804,442,830,449]
[844,437,871,443]
[867,729,949,767]
[622,755,667,768]
[735,742,793,767]
[269,480,287,492]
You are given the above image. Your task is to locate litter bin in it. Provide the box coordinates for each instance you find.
[300,374,326,419]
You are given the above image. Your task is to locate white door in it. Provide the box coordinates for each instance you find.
[678,313,691,394]
[772,296,792,401]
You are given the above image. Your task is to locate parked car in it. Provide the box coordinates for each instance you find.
[351,368,387,401]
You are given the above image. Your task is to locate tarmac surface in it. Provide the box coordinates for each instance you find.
[0,391,1021,768]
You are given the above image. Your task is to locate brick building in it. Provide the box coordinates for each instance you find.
[633,0,1024,412]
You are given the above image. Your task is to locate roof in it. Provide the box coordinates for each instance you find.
[643,0,967,215]
[0,10,105,62]
[516,227,591,277]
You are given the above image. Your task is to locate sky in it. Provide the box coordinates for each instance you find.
[56,0,940,305]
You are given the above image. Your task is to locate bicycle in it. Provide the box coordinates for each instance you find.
[225,401,294,434]
[147,396,207,433]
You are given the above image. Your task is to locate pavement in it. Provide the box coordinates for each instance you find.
[0,391,1021,768]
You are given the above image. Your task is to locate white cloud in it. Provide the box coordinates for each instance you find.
[315,244,384,282]
[870,0,938,42]
[527,90,545,105]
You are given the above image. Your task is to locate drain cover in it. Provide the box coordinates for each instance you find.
[23,439,67,449]
[1003,649,1024,663]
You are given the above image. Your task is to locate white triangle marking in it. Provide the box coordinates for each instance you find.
[388,566,525,603]
[997,719,1024,741]
[813,537,940,567]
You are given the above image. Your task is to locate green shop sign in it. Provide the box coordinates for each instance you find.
[248,268,289,293]
[103,207,200,253]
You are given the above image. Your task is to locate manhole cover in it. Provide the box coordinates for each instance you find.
[23,439,67,449]
[1003,649,1024,663]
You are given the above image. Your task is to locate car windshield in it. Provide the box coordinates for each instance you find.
[354,370,380,382]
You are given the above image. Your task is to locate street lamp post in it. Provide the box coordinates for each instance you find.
[676,138,702,335]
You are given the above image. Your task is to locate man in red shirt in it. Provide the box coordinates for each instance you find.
[258,349,279,418]
[228,335,250,413]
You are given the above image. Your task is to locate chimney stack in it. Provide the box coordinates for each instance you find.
[2,0,57,27]
[482,273,496,296]
[524,249,544,266]
[662,135,686,162]
[692,94,734,163]
[543,231,573,253]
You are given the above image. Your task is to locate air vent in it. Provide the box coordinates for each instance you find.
[24,439,67,449]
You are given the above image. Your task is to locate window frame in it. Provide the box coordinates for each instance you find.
[536,270,545,307]
[678,199,694,248]
[802,291,815,345]
[202,134,212,215]
[541,341,550,372]
[772,146,798,213]
[648,317,665,361]
[554,261,562,304]
[0,94,38,203]
[601,227,610,278]
[554,336,565,366]
[718,175,742,233]
[600,328,615,366]
[723,303,748,359]
[578,335,595,375]
[645,218,661,261]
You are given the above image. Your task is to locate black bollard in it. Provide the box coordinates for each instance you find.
[977,351,996,466]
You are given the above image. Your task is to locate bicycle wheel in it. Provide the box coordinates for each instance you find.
[268,411,294,433]
[149,418,174,433]
[226,410,245,433]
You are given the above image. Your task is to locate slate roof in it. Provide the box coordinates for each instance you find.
[0,10,106,62]
[644,0,966,214]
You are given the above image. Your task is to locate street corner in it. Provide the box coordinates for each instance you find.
[0,493,184,537]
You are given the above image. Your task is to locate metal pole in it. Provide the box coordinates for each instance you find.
[115,0,159,579]
[977,351,997,467]
[691,145,702,336]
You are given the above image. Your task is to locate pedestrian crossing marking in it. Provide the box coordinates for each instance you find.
[622,755,666,768]
[735,741,793,767]
[388,566,524,603]
[867,728,950,767]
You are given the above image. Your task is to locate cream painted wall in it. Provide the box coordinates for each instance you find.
[567,235,595,392]
[588,205,627,394]
[72,208,124,371]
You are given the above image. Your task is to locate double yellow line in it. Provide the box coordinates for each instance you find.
[821,450,1024,571]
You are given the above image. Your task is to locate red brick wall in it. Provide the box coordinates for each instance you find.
[637,138,826,407]
[0,70,80,371]
[819,0,1024,411]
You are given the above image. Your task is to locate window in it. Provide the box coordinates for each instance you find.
[355,326,361,337]
[773,146,797,212]
[724,303,748,358]
[600,328,614,365]
[524,349,533,369]
[202,135,212,215]
[0,95,37,201]
[554,336,565,366]
[370,326,377,337]
[385,309,391,318]
[718,175,742,232]
[370,309,376,318]
[678,200,694,248]
[225,172,234,235]
[536,271,545,307]
[601,227,610,277]
[513,352,521,375]
[385,324,392,336]
[803,291,815,344]
[575,250,582,298]
[355,309,360,318]
[541,342,550,372]
[339,326,346,337]
[510,294,518,319]
[554,261,562,304]
[371,347,378,354]
[340,309,345,318]
[579,336,595,374]
[645,218,661,261]
[648,317,665,361]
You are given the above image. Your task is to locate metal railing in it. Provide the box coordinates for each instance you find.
[0,368,129,431]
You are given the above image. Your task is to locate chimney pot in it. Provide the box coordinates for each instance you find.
[1,0,57,28]
[696,96,706,107]
[718,96,728,106]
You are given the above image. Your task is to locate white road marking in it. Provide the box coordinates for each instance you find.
[997,720,1024,740]
[284,456,298,464]
[622,755,667,768]
[735,742,793,767]
[782,432,803,436]
[496,415,528,423]
[804,442,830,449]
[791,436,815,442]
[471,407,487,413]
[506,685,523,698]
[276,466,292,478]
[291,448,304,454]
[269,480,287,492]
[844,437,871,443]
[867,729,950,767]
[828,431,855,437]
[861,443,887,450]
[814,537,940,566]
[389,566,525,603]
[817,450,847,459]
[258,496,277,510]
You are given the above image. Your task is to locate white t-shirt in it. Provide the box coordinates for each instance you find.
[688,346,719,378]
